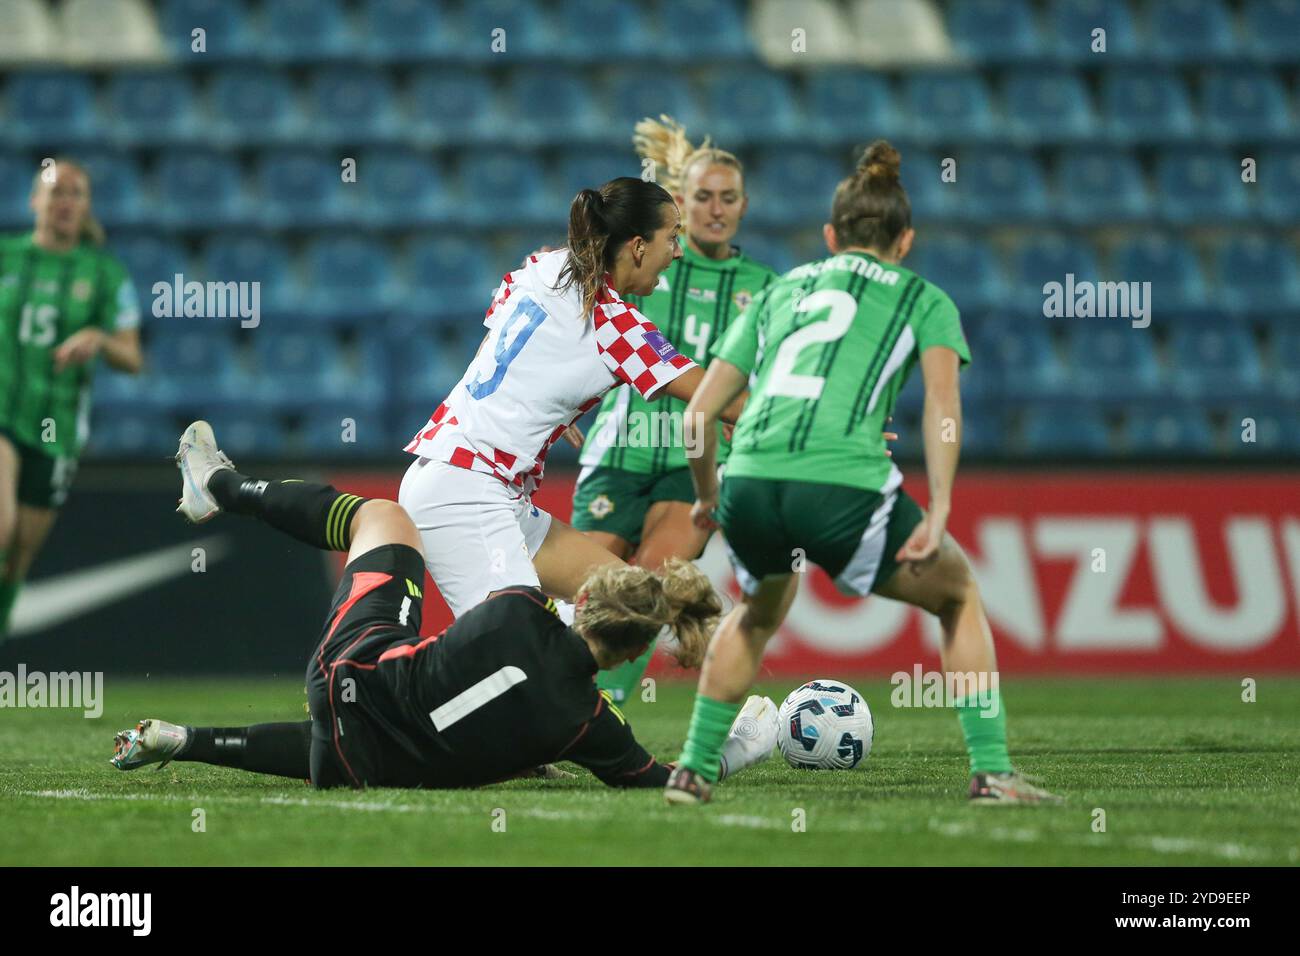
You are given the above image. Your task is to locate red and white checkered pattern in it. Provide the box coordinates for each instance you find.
[404,249,694,496]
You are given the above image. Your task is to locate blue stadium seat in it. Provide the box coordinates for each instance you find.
[887,396,1001,457]
[607,71,701,136]
[1021,406,1111,456]
[803,71,899,147]
[948,0,1041,62]
[355,150,448,229]
[972,321,1068,401]
[906,236,1007,313]
[1125,406,1216,456]
[113,235,189,298]
[902,72,996,142]
[553,0,648,58]
[75,153,146,229]
[256,151,355,229]
[659,0,751,60]
[408,70,497,146]
[1148,0,1237,63]
[704,70,798,145]
[1200,69,1291,142]
[1274,326,1300,400]
[307,68,402,146]
[556,149,641,204]
[361,0,459,62]
[1065,327,1162,402]
[1222,403,1300,454]
[303,237,398,321]
[146,328,243,406]
[1047,0,1140,62]
[105,71,200,147]
[300,401,391,457]
[405,237,500,320]
[950,152,1049,224]
[1258,149,1300,226]
[1243,0,1300,63]
[1111,236,1207,315]
[202,235,294,316]
[84,411,178,459]
[1215,235,1300,317]
[1001,69,1096,143]
[1101,70,1196,143]
[459,0,555,61]
[1168,326,1264,399]
[90,365,174,416]
[250,331,348,410]
[736,235,795,275]
[158,0,255,61]
[457,153,550,228]
[897,148,949,222]
[5,73,99,148]
[504,69,600,146]
[392,331,472,409]
[1055,152,1150,226]
[199,413,286,458]
[208,68,304,145]
[1010,234,1102,308]
[1155,151,1251,225]
[0,154,33,229]
[747,150,842,228]
[261,0,353,63]
[156,152,250,229]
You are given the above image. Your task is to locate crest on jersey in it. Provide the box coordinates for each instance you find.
[71,279,93,302]
[588,494,614,519]
[733,289,753,311]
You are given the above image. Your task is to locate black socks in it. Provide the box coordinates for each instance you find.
[178,722,312,780]
[208,470,368,552]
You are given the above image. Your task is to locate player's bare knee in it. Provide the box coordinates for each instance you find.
[353,499,421,552]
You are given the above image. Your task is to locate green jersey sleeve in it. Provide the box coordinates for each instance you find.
[99,267,141,333]
[709,288,767,376]
[910,286,969,366]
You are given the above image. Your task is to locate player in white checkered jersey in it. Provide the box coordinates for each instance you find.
[400,177,745,649]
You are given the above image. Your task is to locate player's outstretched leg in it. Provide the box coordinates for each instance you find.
[174,420,367,552]
[112,718,311,779]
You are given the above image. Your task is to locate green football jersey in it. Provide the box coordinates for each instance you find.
[712,251,969,493]
[580,243,777,474]
[0,234,140,458]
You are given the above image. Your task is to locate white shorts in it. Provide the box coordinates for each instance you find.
[397,456,554,618]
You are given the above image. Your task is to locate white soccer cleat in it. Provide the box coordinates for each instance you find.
[719,694,780,780]
[174,420,235,524]
[110,719,189,771]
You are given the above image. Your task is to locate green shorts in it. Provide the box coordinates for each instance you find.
[716,476,923,597]
[0,428,78,510]
[571,465,696,547]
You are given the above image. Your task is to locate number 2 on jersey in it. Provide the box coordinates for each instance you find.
[466,296,548,399]
[766,289,856,400]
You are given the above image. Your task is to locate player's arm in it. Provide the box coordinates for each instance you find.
[54,274,143,374]
[897,345,962,567]
[680,359,747,531]
[662,364,746,425]
[560,692,670,789]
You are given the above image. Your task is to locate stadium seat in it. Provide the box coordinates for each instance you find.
[405,237,501,321]
[208,68,305,146]
[1215,235,1300,317]
[1101,70,1196,143]
[303,237,398,321]
[1155,151,1252,225]
[457,153,551,228]
[703,70,799,145]
[503,69,601,147]
[1125,406,1216,456]
[105,71,200,148]
[202,235,294,317]
[1148,0,1238,63]
[1009,234,1102,309]
[606,71,701,137]
[1000,69,1096,144]
[1055,152,1151,226]
[1258,149,1300,227]
[0,154,34,230]
[113,234,189,298]
[392,331,473,411]
[354,150,449,229]
[300,401,391,457]
[659,0,752,60]
[59,0,160,62]
[949,151,1049,224]
[155,152,250,229]
[307,68,402,146]
[261,0,353,63]
[1168,326,1264,399]
[199,412,287,458]
[556,149,641,206]
[1222,403,1300,454]
[84,410,178,459]
[947,0,1041,63]
[256,151,355,229]
[1046,0,1140,62]
[90,362,174,416]
[1020,406,1111,456]
[803,71,899,147]
[408,70,497,146]
[972,321,1068,402]
[553,0,648,58]
[1271,326,1300,400]
[250,331,349,410]
[4,72,100,148]
[747,150,843,228]
[901,72,996,143]
[735,234,795,275]
[158,0,255,61]
[906,235,1007,313]
[1111,235,1207,315]
[0,0,57,62]
[146,328,244,408]
[1200,69,1291,142]
[1064,326,1163,402]
[896,147,949,222]
[753,0,861,66]
[459,0,555,61]
[361,0,459,62]
[76,153,146,230]
[1243,0,1300,63]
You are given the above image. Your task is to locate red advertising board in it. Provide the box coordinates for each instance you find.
[331,469,1300,674]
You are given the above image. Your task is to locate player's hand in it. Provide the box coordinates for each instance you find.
[895,510,945,572]
[53,327,106,372]
[882,415,898,458]
[690,496,719,532]
[561,424,584,449]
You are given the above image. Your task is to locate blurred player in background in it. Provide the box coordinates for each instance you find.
[664,142,1062,806]
[571,117,778,705]
[0,159,143,640]
[398,177,746,675]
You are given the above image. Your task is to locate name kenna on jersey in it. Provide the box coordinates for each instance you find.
[786,255,902,285]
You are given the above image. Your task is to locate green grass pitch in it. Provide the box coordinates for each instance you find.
[2,676,1297,866]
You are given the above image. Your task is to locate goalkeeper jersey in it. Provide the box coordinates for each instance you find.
[0,234,140,458]
[711,251,970,494]
[579,243,776,474]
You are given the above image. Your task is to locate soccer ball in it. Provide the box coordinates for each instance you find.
[777,679,874,770]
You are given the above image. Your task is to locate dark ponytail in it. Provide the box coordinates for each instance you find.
[830,140,910,253]
[555,176,675,317]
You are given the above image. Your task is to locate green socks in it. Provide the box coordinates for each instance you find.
[678,693,741,783]
[595,641,656,704]
[0,577,20,638]
[954,689,1012,775]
